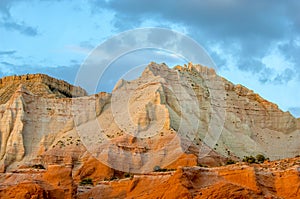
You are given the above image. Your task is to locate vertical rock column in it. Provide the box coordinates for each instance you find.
[0,86,26,172]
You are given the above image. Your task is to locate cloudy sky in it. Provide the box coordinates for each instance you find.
[0,0,300,117]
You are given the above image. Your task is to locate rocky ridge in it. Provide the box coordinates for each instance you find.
[0,157,299,198]
[0,62,299,198]
[0,73,87,104]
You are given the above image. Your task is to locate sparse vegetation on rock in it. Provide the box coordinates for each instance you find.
[197,163,208,168]
[0,63,300,198]
[226,159,236,165]
[124,173,134,179]
[256,154,266,163]
[153,166,175,172]
[242,156,256,163]
[32,164,45,169]
[242,154,268,164]
[79,178,93,186]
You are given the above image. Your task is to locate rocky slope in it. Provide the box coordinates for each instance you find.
[0,157,299,198]
[77,157,300,199]
[0,62,299,198]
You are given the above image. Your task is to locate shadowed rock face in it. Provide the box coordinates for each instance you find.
[0,62,299,198]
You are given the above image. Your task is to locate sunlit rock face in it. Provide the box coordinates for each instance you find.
[0,62,299,198]
[76,157,300,199]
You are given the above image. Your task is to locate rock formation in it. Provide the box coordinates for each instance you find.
[77,157,300,199]
[1,157,298,198]
[0,73,87,104]
[0,62,299,198]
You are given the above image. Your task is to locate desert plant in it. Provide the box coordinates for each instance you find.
[242,156,256,163]
[110,176,118,181]
[124,173,134,179]
[32,164,45,169]
[80,178,93,186]
[153,166,173,172]
[256,154,266,163]
[197,163,208,168]
[226,159,236,165]
[153,165,161,172]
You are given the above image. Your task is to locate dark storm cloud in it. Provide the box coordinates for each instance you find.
[278,41,300,78]
[91,0,300,82]
[95,0,291,38]
[92,0,296,43]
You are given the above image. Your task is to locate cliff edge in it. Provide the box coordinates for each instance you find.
[0,74,87,104]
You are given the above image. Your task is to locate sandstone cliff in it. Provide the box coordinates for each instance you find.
[0,62,299,198]
[0,157,299,198]
[0,74,87,104]
[77,157,300,199]
[1,62,300,172]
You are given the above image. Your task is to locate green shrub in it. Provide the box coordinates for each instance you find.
[124,173,134,179]
[242,156,256,163]
[153,165,161,172]
[110,176,118,181]
[226,159,236,165]
[197,163,208,168]
[80,178,93,186]
[242,154,267,164]
[256,154,266,163]
[32,164,45,169]
[153,166,174,172]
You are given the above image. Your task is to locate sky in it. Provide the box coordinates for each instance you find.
[0,0,300,117]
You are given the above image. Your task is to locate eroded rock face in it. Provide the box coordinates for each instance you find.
[76,157,300,199]
[0,165,77,199]
[0,73,87,104]
[1,62,300,172]
[0,85,26,172]
[0,157,299,199]
[0,62,299,198]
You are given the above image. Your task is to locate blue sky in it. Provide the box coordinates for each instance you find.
[0,0,300,117]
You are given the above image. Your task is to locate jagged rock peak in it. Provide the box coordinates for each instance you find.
[0,73,87,104]
[174,62,216,76]
[141,62,216,78]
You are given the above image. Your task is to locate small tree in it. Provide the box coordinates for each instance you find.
[226,159,236,165]
[124,173,134,179]
[32,164,45,169]
[256,154,266,163]
[110,176,118,181]
[242,156,256,163]
[153,165,161,172]
[80,178,93,186]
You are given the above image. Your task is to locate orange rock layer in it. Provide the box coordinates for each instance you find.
[0,157,299,199]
